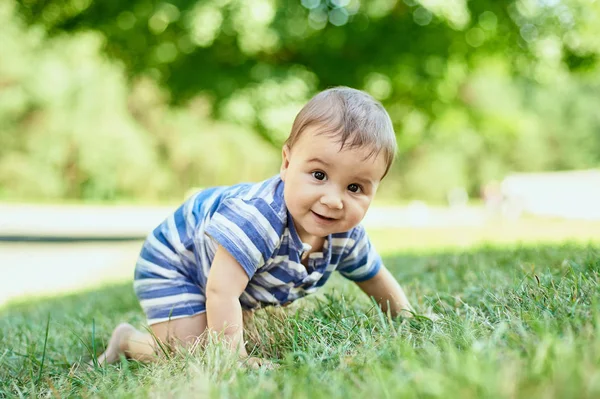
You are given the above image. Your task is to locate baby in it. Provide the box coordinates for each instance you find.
[94,87,413,367]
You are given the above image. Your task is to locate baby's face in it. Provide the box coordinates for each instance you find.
[280,125,387,243]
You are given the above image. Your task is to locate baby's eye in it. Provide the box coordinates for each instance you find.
[348,184,362,193]
[312,171,327,181]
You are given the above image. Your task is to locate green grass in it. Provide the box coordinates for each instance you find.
[1,243,600,398]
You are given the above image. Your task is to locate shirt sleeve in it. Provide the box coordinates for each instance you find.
[204,197,282,279]
[336,225,382,282]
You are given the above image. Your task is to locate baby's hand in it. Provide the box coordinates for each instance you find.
[242,356,278,370]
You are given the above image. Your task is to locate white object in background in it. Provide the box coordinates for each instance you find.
[501,169,600,220]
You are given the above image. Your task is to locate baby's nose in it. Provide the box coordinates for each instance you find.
[320,194,343,210]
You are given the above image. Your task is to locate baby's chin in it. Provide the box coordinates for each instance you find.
[292,210,364,237]
[304,222,360,237]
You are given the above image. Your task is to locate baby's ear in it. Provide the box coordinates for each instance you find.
[280,145,291,180]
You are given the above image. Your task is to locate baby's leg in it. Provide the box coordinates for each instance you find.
[93,313,207,366]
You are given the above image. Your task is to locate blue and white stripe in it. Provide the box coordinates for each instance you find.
[133,175,381,325]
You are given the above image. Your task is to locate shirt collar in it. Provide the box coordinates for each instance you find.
[286,209,306,253]
[271,176,304,252]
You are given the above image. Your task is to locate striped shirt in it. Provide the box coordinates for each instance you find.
[134,175,382,323]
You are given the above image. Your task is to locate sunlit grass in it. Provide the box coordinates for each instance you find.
[368,217,600,255]
[1,241,599,398]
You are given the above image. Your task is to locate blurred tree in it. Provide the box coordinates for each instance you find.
[3,0,600,201]
[0,1,279,201]
[13,0,527,143]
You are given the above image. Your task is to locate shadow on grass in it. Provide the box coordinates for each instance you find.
[1,282,137,319]
[2,241,598,319]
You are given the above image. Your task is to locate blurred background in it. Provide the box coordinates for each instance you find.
[1,0,599,304]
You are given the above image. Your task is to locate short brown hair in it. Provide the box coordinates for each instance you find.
[285,87,397,177]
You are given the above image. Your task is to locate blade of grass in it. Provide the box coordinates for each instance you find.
[35,314,51,385]
[0,349,8,366]
[91,318,97,368]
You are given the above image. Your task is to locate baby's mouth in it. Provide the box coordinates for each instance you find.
[311,210,336,221]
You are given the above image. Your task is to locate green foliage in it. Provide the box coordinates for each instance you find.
[2,0,600,201]
[1,243,600,397]
[0,1,279,201]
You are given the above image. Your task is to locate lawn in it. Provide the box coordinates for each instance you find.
[1,238,600,397]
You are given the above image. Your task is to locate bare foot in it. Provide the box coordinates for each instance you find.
[90,323,136,367]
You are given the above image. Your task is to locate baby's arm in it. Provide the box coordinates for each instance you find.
[355,266,414,317]
[206,245,250,356]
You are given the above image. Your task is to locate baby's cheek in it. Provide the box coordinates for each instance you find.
[344,206,362,226]
[288,197,306,215]
[353,201,370,222]
[286,197,298,213]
